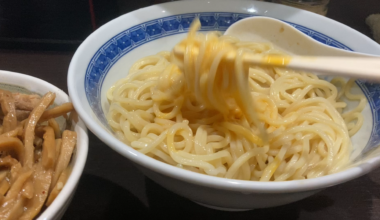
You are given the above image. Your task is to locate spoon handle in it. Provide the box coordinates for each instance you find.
[244,55,380,81]
[287,57,380,81]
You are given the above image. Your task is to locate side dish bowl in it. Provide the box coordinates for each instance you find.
[0,70,89,219]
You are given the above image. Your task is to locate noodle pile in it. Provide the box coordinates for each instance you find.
[107,19,366,181]
[0,89,76,219]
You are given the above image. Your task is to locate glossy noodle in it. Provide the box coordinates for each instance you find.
[107,19,366,181]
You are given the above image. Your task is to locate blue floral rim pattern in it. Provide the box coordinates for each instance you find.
[85,12,379,153]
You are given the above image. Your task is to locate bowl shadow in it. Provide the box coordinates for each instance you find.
[61,174,149,220]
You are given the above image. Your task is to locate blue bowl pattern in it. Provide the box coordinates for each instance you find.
[84,12,379,154]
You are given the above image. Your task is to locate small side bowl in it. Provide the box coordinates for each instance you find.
[0,70,88,219]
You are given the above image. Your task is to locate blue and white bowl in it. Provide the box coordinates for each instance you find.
[68,0,380,210]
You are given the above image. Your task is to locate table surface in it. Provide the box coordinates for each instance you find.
[1,1,380,219]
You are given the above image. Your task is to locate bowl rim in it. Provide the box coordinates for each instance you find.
[0,70,89,219]
[68,0,380,193]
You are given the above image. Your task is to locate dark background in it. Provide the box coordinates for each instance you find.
[0,0,378,51]
[0,0,380,220]
[0,0,160,51]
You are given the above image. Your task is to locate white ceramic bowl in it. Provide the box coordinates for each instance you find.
[0,70,88,219]
[68,0,380,211]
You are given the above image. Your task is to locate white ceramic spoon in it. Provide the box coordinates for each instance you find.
[224,16,380,81]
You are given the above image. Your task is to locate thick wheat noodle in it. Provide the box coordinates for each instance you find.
[0,171,7,182]
[54,139,62,167]
[7,196,26,219]
[19,165,52,220]
[0,127,22,138]
[0,156,18,167]
[48,118,61,138]
[9,163,22,184]
[50,130,76,193]
[35,126,59,169]
[0,90,17,133]
[45,166,71,206]
[107,19,366,181]
[0,137,24,163]
[0,170,33,219]
[24,92,56,168]
[0,178,10,196]
[41,126,56,169]
[39,102,74,122]
[21,180,33,199]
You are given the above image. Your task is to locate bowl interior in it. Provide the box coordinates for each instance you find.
[70,0,380,192]
[90,12,378,159]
